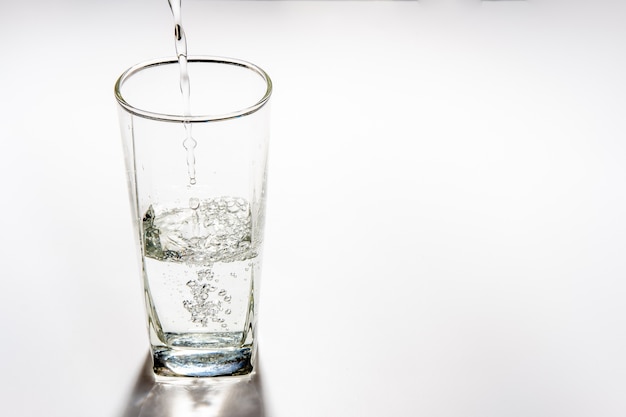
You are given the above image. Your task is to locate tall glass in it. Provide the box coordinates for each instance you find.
[114,56,272,377]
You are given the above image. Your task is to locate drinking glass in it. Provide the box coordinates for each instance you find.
[114,56,272,377]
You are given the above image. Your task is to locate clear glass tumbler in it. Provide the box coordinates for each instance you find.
[114,56,272,377]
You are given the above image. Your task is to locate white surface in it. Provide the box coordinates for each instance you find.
[1,1,626,416]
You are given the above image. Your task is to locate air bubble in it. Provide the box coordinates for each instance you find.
[197,269,214,281]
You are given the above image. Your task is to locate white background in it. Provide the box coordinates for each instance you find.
[1,1,626,416]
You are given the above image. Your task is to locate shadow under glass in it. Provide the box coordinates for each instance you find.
[121,353,267,417]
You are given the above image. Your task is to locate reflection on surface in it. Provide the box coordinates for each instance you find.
[121,354,266,417]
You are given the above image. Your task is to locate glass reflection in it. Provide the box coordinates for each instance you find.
[121,354,266,417]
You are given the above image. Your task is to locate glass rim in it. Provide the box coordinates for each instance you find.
[114,55,272,123]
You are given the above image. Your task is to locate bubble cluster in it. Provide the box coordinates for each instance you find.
[143,196,256,265]
[183,268,233,327]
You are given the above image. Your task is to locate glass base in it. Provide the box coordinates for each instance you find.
[152,346,253,377]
